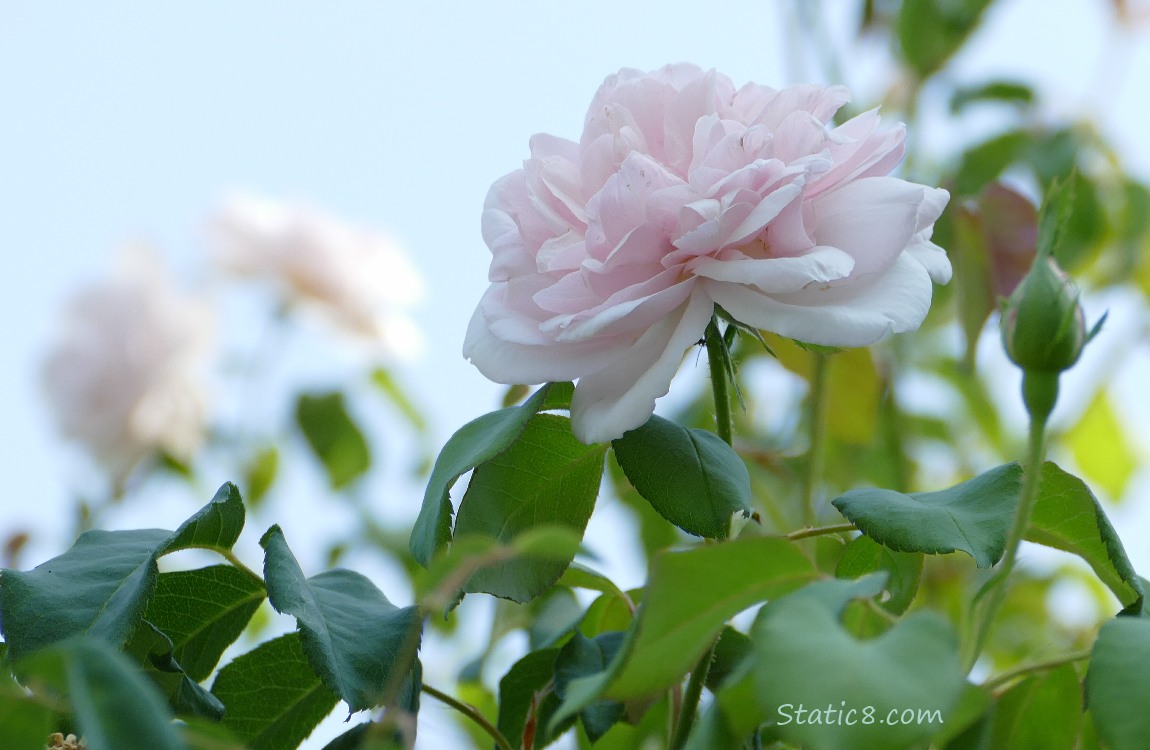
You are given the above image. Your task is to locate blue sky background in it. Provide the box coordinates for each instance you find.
[3,1,1149,747]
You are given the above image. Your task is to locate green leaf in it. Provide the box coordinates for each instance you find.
[752,577,965,750]
[497,647,571,750]
[260,525,421,712]
[409,382,569,566]
[612,414,750,539]
[453,413,606,603]
[126,620,226,721]
[1,528,171,659]
[211,632,340,750]
[1065,391,1137,501]
[954,131,1030,197]
[18,637,184,750]
[295,391,372,490]
[0,644,57,750]
[950,80,1035,113]
[556,535,818,725]
[144,565,266,682]
[1087,617,1150,750]
[242,444,279,508]
[162,482,247,556]
[836,535,923,615]
[1026,462,1144,609]
[988,665,1081,750]
[896,0,994,77]
[704,626,753,692]
[832,463,1023,568]
[0,483,247,660]
[370,367,429,435]
[554,632,626,742]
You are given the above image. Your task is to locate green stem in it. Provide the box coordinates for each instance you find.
[786,522,856,541]
[801,353,830,526]
[422,683,515,750]
[670,643,714,750]
[669,317,735,749]
[965,405,1049,670]
[982,648,1092,691]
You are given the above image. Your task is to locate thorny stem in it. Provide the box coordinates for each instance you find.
[422,683,516,750]
[982,649,1092,692]
[965,410,1049,670]
[800,353,831,526]
[669,316,735,749]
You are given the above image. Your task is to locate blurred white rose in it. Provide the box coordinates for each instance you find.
[209,193,424,359]
[41,248,214,482]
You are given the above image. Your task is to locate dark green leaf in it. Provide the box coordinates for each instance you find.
[144,565,265,682]
[453,413,606,603]
[19,637,184,750]
[211,632,340,750]
[126,621,226,721]
[1,529,171,659]
[409,382,568,566]
[612,414,751,539]
[989,665,1080,750]
[752,577,965,750]
[1087,617,1150,750]
[497,647,567,750]
[704,626,753,692]
[1,484,247,660]
[836,535,924,614]
[555,631,626,742]
[163,481,247,555]
[1026,462,1143,609]
[295,391,372,490]
[832,463,1023,568]
[261,526,421,712]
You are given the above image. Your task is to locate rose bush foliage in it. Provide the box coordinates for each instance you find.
[465,64,951,443]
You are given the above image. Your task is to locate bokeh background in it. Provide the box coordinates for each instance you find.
[3,1,1150,747]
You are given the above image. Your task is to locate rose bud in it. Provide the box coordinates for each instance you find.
[999,254,1086,374]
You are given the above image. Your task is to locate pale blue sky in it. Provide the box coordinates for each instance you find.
[2,2,1148,747]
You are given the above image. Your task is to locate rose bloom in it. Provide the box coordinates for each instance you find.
[210,192,424,359]
[41,249,213,482]
[465,64,951,443]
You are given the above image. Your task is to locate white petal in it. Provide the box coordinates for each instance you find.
[463,303,625,384]
[810,177,924,277]
[703,252,934,347]
[692,246,855,293]
[570,291,714,443]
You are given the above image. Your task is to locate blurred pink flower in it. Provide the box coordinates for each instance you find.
[465,64,951,443]
[210,193,424,359]
[41,249,213,481]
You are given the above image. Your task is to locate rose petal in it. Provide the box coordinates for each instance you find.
[703,252,935,347]
[570,291,714,443]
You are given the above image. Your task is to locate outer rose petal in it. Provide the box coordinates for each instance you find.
[703,252,935,347]
[570,291,714,443]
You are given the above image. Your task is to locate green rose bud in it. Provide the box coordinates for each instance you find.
[1000,255,1085,374]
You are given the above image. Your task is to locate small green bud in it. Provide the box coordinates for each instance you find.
[1000,255,1086,374]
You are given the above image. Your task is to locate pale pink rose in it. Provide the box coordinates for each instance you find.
[210,193,424,359]
[41,248,213,481]
[465,64,951,444]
